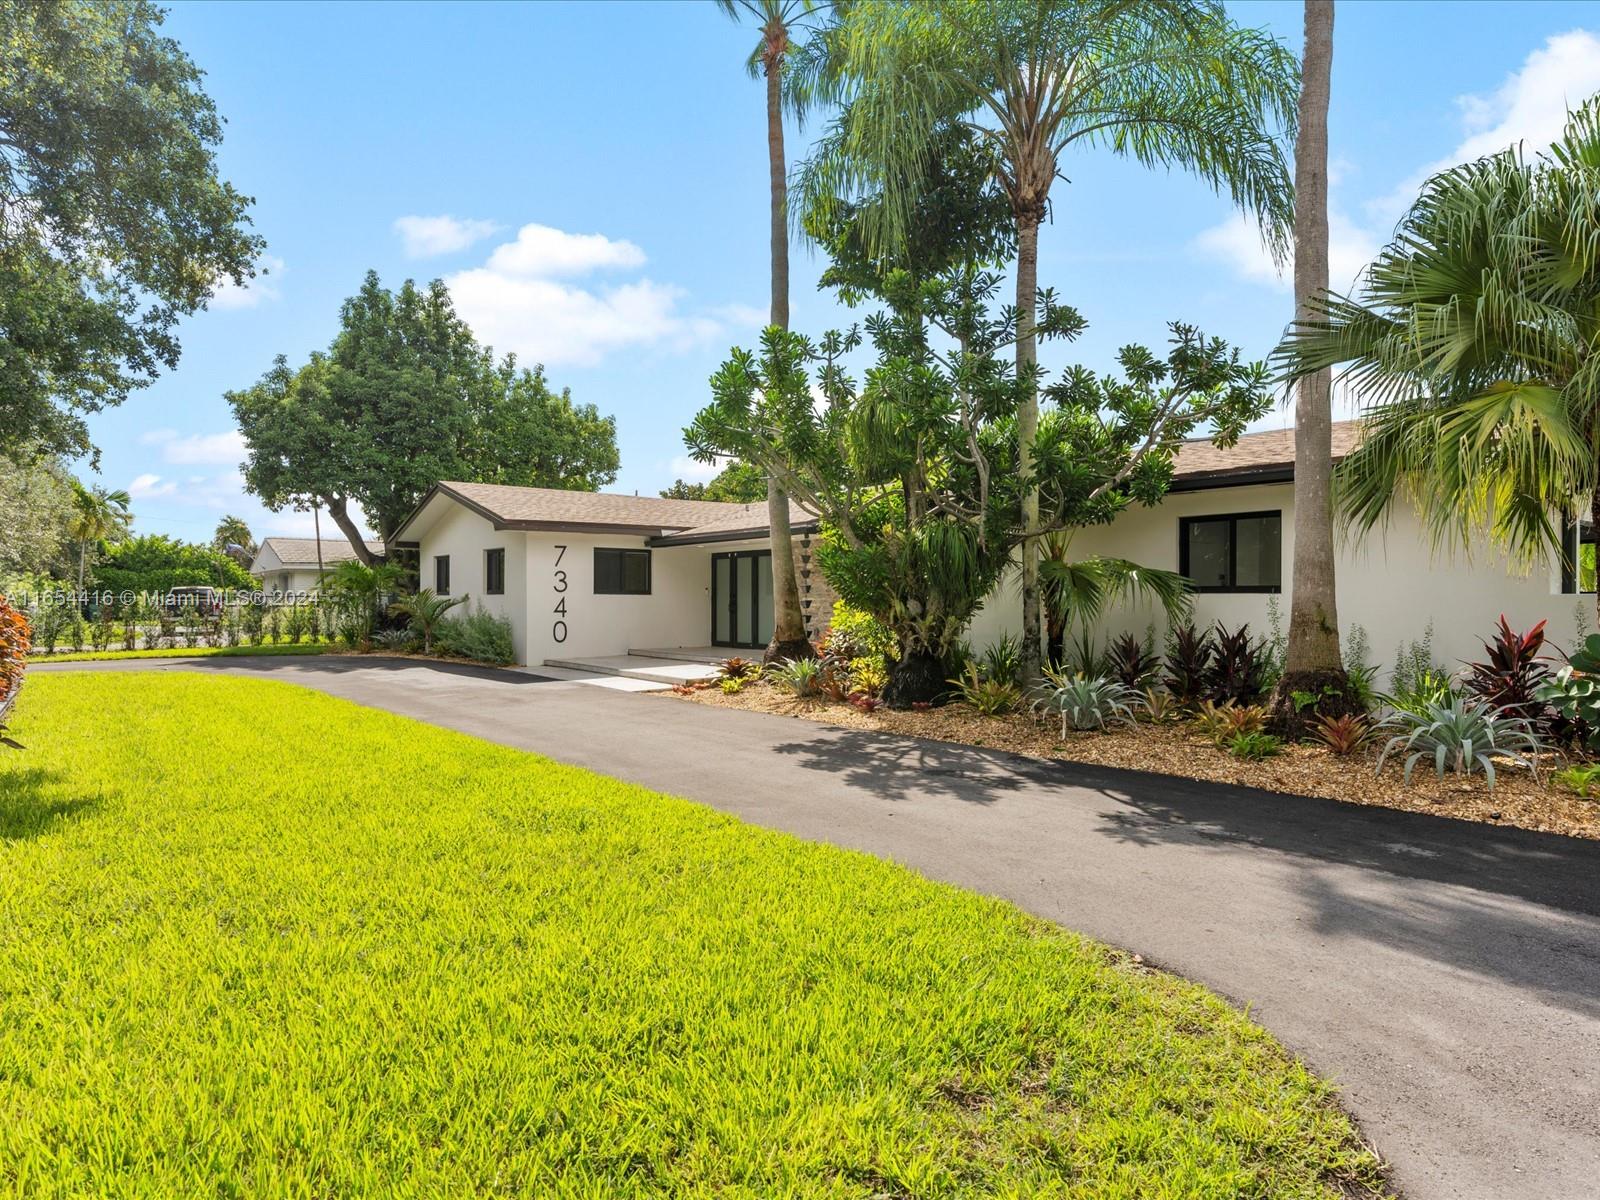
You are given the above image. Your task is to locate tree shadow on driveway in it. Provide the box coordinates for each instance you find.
[769,727,1036,805]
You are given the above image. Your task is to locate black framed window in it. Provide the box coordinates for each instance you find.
[1179,511,1282,593]
[485,547,505,595]
[594,547,650,595]
[1561,514,1597,594]
[434,555,450,596]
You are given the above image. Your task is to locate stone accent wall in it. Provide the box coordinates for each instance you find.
[795,531,838,645]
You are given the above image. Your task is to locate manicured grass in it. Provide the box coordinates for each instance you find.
[28,642,328,663]
[0,674,1388,1198]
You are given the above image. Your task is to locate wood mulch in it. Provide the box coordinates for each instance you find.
[667,681,1600,841]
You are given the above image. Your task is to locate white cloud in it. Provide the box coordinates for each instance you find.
[443,223,744,368]
[140,429,247,466]
[128,473,176,500]
[667,455,718,483]
[484,223,646,277]
[393,214,500,258]
[211,255,285,310]
[1191,209,1380,294]
[1371,29,1600,225]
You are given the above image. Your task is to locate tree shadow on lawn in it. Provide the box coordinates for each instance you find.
[0,767,99,841]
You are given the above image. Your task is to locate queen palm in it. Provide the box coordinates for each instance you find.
[1276,97,1600,621]
[809,0,1297,678]
[715,0,837,662]
[66,481,132,592]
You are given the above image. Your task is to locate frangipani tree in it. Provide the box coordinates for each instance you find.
[687,269,1270,705]
[805,0,1298,678]
[1276,98,1600,620]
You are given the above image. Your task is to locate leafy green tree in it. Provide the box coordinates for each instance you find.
[805,0,1298,679]
[229,272,619,562]
[716,0,842,662]
[1277,97,1600,623]
[687,271,1270,705]
[660,461,770,502]
[94,534,253,597]
[0,0,263,462]
[66,482,132,592]
[0,449,74,581]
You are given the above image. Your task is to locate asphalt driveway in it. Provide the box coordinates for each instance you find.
[29,656,1600,1199]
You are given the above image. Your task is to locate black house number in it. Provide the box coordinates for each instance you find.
[552,544,568,643]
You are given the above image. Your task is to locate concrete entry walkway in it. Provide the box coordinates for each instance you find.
[28,655,1600,1200]
[541,645,727,688]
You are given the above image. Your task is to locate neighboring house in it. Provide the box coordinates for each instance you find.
[250,537,386,597]
[392,426,1596,673]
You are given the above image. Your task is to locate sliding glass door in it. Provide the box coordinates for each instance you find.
[711,550,773,648]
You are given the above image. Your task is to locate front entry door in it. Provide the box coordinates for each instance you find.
[711,550,774,648]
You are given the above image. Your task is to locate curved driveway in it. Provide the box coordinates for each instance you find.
[31,656,1600,1199]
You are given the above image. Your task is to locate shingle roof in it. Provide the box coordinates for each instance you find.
[1170,421,1361,487]
[255,537,385,569]
[422,482,757,534]
[650,499,819,546]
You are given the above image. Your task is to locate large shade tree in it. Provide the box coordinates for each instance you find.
[805,0,1298,678]
[229,272,619,562]
[1277,97,1600,622]
[0,0,262,462]
[714,0,840,662]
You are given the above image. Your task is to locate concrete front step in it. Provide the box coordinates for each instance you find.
[541,653,722,687]
[627,645,733,665]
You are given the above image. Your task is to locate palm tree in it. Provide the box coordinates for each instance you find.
[213,515,257,565]
[66,481,132,592]
[320,558,403,648]
[390,588,467,655]
[1039,535,1192,667]
[808,0,1298,679]
[1271,0,1352,728]
[1276,97,1600,622]
[715,0,836,663]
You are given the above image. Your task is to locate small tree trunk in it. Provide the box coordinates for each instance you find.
[1271,0,1357,734]
[883,647,948,709]
[1591,482,1600,627]
[1016,214,1043,684]
[76,542,87,594]
[761,41,811,663]
[323,496,373,566]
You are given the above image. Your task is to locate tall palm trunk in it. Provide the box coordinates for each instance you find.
[1016,214,1043,682]
[763,34,813,662]
[1272,0,1354,729]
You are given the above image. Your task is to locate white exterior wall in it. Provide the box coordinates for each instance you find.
[522,533,712,666]
[415,503,530,662]
[258,567,324,596]
[1065,482,1587,675]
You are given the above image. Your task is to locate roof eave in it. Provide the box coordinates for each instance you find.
[649,519,821,547]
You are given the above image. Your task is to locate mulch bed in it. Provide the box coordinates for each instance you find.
[667,681,1600,841]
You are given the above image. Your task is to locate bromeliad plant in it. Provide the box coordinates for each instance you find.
[1313,713,1376,756]
[769,657,824,699]
[948,663,1022,716]
[1031,671,1141,735]
[1376,697,1546,791]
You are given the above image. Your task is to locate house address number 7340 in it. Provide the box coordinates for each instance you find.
[552,544,568,644]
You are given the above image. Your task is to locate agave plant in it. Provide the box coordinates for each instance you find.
[1376,697,1545,790]
[1031,671,1140,736]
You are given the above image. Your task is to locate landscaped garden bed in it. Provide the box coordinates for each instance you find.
[671,680,1600,839]
[0,673,1389,1197]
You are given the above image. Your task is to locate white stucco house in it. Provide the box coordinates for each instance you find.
[250,537,387,597]
[389,423,1597,675]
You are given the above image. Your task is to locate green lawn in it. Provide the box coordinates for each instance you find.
[0,674,1388,1198]
[29,642,328,663]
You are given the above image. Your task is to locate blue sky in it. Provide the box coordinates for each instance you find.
[87,0,1600,542]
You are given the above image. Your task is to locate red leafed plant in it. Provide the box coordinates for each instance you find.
[1463,615,1550,721]
[1312,713,1375,756]
[0,594,31,738]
